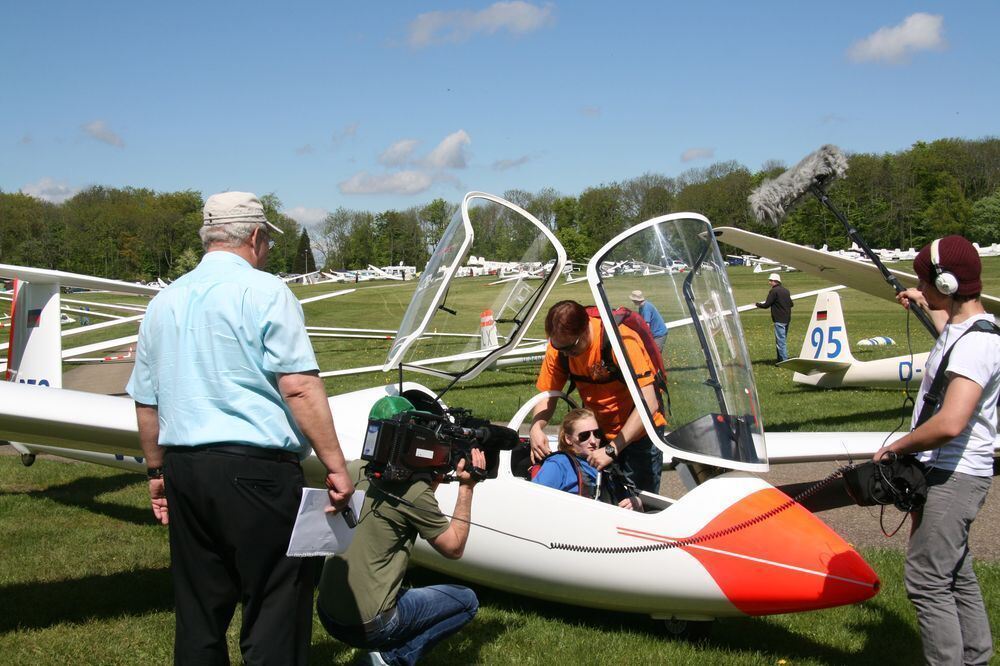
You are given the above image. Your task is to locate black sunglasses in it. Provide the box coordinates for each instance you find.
[575,428,601,443]
[549,336,580,353]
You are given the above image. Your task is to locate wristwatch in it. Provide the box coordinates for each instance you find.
[604,444,618,460]
[147,467,164,480]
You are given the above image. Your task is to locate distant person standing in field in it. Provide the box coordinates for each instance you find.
[755,273,793,362]
[629,290,667,351]
[127,191,355,665]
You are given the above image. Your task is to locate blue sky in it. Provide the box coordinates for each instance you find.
[3,1,997,231]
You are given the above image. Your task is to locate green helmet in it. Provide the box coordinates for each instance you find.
[368,395,415,420]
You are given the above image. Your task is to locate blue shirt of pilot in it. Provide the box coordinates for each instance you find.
[637,300,668,338]
[126,251,318,456]
[533,453,598,495]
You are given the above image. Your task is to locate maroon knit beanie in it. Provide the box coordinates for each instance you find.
[912,235,982,296]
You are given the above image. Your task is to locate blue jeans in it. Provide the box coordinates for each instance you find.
[618,434,664,494]
[905,470,992,665]
[774,322,789,362]
[318,585,478,666]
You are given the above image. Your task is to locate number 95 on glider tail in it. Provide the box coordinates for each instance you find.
[778,290,927,389]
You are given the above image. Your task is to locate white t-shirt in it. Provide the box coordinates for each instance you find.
[912,313,1000,476]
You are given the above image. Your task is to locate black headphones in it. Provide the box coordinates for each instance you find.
[930,238,959,296]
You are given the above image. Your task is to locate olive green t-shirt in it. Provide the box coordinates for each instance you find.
[317,460,449,625]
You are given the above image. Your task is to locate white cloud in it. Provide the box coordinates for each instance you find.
[343,129,471,197]
[332,122,360,147]
[81,119,124,147]
[286,206,329,227]
[379,139,420,166]
[338,170,434,195]
[21,177,79,203]
[848,13,946,64]
[424,130,470,169]
[681,147,714,163]
[408,1,554,48]
[580,106,601,118]
[492,155,530,171]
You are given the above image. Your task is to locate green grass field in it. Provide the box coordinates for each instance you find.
[2,457,998,664]
[1,258,999,664]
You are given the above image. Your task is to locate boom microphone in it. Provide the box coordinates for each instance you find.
[749,145,849,225]
[747,144,939,339]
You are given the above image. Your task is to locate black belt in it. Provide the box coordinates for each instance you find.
[316,604,397,647]
[336,606,398,634]
[360,606,397,633]
[167,444,299,464]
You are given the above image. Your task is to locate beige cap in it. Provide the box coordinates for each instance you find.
[629,290,645,303]
[203,191,283,234]
[768,273,781,282]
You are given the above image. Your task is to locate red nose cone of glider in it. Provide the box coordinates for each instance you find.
[684,488,880,615]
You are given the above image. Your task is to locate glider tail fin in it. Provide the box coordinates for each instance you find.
[4,278,63,388]
[798,291,854,364]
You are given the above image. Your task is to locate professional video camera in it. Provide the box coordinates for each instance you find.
[362,401,520,483]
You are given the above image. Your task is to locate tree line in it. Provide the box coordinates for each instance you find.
[1,137,997,282]
[0,188,318,280]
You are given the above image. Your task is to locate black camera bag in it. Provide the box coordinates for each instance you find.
[844,454,927,512]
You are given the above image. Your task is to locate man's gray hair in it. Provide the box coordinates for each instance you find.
[199,221,265,251]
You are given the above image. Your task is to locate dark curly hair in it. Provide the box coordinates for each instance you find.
[544,300,589,338]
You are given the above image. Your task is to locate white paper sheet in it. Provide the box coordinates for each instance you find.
[286,488,366,557]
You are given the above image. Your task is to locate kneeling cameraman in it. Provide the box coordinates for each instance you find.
[316,448,485,666]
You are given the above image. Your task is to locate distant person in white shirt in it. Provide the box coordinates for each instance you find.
[876,235,999,666]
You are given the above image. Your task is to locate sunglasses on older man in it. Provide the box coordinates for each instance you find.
[256,228,276,250]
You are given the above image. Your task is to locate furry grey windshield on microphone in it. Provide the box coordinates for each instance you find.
[748,145,849,225]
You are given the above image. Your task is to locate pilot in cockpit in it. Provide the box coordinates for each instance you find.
[532,408,641,511]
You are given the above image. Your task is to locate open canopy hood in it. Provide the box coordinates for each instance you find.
[587,214,768,472]
[384,192,566,384]
[386,197,766,472]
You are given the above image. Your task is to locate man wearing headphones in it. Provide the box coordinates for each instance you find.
[875,235,999,666]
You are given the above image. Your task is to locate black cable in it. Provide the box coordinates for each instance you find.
[368,465,879,563]
[882,308,917,450]
[842,274,939,537]
[879,507,909,538]
[869,305,928,541]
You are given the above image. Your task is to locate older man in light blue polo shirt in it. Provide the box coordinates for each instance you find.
[127,191,354,666]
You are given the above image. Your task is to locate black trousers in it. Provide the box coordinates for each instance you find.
[163,447,320,666]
